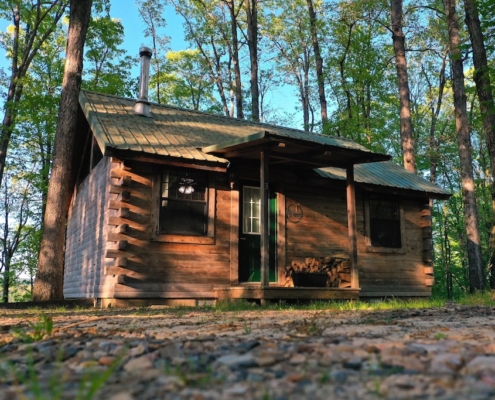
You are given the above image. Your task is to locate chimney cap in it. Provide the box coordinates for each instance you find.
[139,46,153,58]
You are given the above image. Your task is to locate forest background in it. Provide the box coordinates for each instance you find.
[0,0,494,302]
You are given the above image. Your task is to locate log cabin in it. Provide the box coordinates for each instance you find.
[63,49,450,306]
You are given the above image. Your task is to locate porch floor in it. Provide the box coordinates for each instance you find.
[214,285,360,300]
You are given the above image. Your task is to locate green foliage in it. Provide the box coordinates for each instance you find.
[12,313,53,343]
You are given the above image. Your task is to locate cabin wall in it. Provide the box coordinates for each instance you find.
[283,176,431,297]
[64,157,115,299]
[105,161,232,300]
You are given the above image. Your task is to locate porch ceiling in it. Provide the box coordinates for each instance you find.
[203,131,391,168]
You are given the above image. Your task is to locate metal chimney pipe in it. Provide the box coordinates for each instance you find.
[134,46,153,117]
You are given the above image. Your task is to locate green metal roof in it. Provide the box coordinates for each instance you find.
[79,91,387,165]
[79,91,450,198]
[316,162,451,199]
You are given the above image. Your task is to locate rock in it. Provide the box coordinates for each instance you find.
[123,355,153,372]
[109,392,135,400]
[99,356,117,366]
[289,354,306,365]
[255,355,278,367]
[329,370,348,383]
[464,356,495,376]
[430,353,463,373]
[215,354,257,369]
[223,384,248,396]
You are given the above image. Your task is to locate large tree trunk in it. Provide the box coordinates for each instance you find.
[32,0,92,301]
[464,0,495,290]
[443,0,484,293]
[391,0,417,174]
[245,0,259,121]
[306,0,327,126]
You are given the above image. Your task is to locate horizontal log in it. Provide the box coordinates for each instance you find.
[360,291,431,298]
[120,191,131,203]
[115,257,128,267]
[115,224,129,234]
[425,277,434,286]
[214,286,359,300]
[359,285,430,292]
[424,266,434,275]
[120,175,132,186]
[119,208,130,218]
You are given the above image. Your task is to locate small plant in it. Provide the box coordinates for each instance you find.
[243,321,252,334]
[433,332,447,340]
[12,313,53,343]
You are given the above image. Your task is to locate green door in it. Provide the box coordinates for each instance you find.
[239,185,277,282]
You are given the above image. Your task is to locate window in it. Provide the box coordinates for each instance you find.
[367,197,402,249]
[243,186,261,234]
[159,169,208,235]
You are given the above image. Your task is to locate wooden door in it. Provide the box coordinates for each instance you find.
[239,185,277,282]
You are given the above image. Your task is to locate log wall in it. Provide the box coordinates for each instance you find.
[64,156,433,301]
[64,157,115,298]
[284,178,432,298]
[101,161,232,300]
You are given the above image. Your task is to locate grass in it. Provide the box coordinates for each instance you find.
[213,296,448,312]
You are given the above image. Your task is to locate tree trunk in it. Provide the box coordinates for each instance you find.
[32,0,92,301]
[226,0,244,119]
[306,0,327,126]
[391,0,417,174]
[245,0,259,121]
[443,0,484,292]
[464,0,495,290]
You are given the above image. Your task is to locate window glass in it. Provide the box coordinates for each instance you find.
[159,169,207,235]
[369,198,401,248]
[243,186,261,234]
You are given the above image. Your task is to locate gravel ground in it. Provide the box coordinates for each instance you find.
[1,303,495,399]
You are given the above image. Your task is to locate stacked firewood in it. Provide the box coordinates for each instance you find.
[284,254,351,288]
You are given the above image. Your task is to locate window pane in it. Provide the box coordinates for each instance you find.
[160,200,206,235]
[369,198,401,248]
[243,186,261,234]
[159,169,208,235]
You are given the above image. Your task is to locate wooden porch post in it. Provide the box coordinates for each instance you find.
[346,165,359,289]
[260,150,270,289]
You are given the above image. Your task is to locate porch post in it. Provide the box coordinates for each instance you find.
[260,150,270,289]
[346,165,359,289]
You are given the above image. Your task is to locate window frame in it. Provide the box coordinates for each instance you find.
[364,194,405,254]
[151,167,215,244]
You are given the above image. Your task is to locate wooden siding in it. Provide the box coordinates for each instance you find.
[103,161,232,299]
[65,156,433,301]
[283,177,431,298]
[64,157,115,298]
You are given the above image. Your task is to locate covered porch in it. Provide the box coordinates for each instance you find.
[203,130,391,297]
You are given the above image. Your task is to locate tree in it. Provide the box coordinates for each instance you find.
[264,0,314,130]
[443,0,484,292]
[156,49,220,112]
[33,0,93,301]
[136,0,168,104]
[83,15,136,97]
[0,0,68,191]
[242,0,259,121]
[464,0,495,289]
[306,0,327,127]
[390,0,417,173]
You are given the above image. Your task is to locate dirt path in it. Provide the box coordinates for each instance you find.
[1,304,495,399]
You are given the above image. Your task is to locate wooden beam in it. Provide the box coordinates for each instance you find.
[260,150,270,288]
[346,165,359,289]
